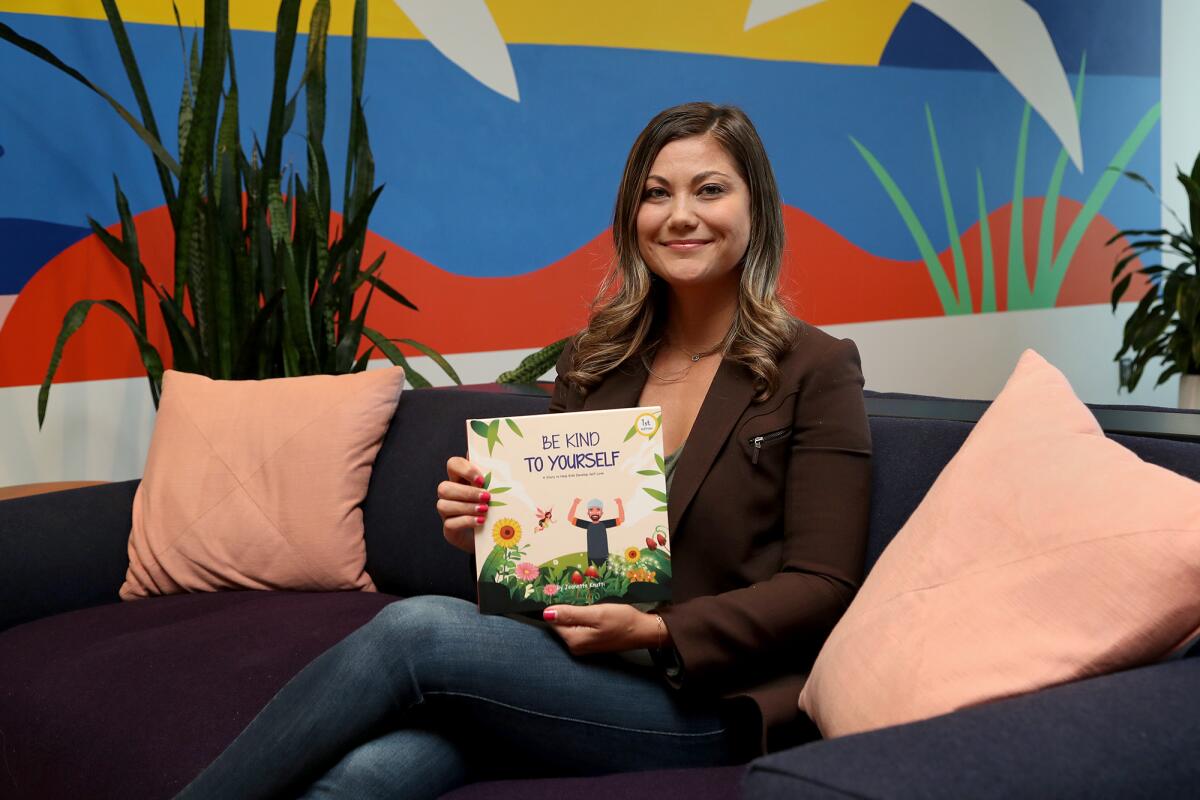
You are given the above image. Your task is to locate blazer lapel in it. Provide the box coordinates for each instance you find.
[582,354,756,541]
[581,357,647,411]
[666,357,756,537]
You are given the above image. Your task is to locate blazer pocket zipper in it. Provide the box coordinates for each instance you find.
[749,427,791,464]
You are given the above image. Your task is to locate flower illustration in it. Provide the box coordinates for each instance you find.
[514,561,539,581]
[542,583,559,597]
[627,568,657,584]
[492,518,522,548]
[624,547,640,562]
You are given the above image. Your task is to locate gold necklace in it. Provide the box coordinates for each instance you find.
[668,337,725,363]
[641,352,691,383]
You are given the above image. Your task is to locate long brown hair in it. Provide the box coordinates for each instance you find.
[566,102,796,401]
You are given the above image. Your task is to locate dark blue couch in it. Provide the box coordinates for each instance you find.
[1,387,1197,799]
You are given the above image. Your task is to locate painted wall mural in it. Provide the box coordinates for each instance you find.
[0,0,1164,483]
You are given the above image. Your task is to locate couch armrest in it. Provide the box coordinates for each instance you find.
[743,658,1200,799]
[0,480,137,632]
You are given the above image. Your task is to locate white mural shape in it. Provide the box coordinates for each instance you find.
[744,0,1085,170]
[393,0,520,101]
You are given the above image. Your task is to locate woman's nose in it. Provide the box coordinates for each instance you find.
[666,197,699,230]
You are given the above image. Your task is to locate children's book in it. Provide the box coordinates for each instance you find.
[466,407,672,614]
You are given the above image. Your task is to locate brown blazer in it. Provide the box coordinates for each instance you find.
[549,321,872,748]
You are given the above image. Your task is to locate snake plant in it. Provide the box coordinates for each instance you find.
[0,0,459,428]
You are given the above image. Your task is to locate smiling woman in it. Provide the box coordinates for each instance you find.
[179,103,873,799]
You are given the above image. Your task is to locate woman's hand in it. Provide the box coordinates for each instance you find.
[437,456,489,553]
[542,604,671,655]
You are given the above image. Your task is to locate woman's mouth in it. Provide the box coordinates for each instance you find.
[662,239,711,250]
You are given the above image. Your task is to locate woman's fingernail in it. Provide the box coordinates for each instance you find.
[476,504,488,514]
[476,516,485,524]
[473,475,485,487]
[543,609,557,621]
[480,491,491,502]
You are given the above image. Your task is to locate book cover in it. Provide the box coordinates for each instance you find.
[466,407,672,614]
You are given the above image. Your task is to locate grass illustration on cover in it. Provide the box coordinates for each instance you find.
[466,407,672,614]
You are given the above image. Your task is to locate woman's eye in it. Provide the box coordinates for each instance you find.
[643,187,668,200]
[699,183,725,196]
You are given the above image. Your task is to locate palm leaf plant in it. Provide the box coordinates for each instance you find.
[1109,152,1200,392]
[0,0,458,428]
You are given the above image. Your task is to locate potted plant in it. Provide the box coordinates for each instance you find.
[0,0,459,428]
[1110,153,1200,407]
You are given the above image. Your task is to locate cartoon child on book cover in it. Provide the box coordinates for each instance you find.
[569,497,624,567]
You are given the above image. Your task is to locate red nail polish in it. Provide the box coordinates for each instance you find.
[473,475,484,487]
[476,516,485,524]
[480,491,491,503]
[476,504,488,514]
[543,609,557,621]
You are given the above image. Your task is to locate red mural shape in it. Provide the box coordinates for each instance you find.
[0,200,1148,387]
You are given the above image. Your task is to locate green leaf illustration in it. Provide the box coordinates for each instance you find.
[470,419,489,439]
[643,487,668,503]
[653,504,668,512]
[636,469,660,476]
[486,419,501,455]
[505,418,523,437]
[654,453,666,473]
[489,486,510,494]
[489,500,507,507]
[624,424,638,442]
[483,472,492,489]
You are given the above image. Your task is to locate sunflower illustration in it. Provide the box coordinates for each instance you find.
[624,547,640,562]
[492,518,522,548]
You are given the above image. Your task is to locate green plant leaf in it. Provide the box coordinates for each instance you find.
[1043,101,1161,304]
[851,135,960,315]
[39,299,164,427]
[483,472,492,489]
[394,338,461,385]
[470,420,490,439]
[0,21,181,177]
[489,500,507,507]
[1008,104,1033,309]
[362,274,418,311]
[925,104,971,313]
[1111,274,1132,311]
[505,418,523,437]
[643,487,668,503]
[496,338,567,384]
[624,424,638,442]
[654,453,666,473]
[636,469,660,476]
[653,505,668,512]
[362,326,431,388]
[487,419,501,455]
[975,168,997,313]
[1032,55,1085,303]
[489,486,510,494]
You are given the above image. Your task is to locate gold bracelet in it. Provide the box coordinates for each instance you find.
[653,614,668,648]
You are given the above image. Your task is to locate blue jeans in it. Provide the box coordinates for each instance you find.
[177,596,752,799]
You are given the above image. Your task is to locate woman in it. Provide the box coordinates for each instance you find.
[179,102,871,799]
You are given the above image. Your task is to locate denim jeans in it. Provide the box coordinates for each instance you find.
[177,595,752,799]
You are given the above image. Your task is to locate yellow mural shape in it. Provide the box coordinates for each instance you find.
[0,0,911,66]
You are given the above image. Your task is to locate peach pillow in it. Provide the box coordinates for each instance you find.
[799,350,1200,738]
[120,368,405,600]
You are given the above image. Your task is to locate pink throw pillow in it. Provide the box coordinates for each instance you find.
[799,350,1200,738]
[120,368,405,600]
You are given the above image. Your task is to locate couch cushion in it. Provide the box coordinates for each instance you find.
[440,765,746,800]
[364,388,550,599]
[123,368,405,599]
[746,659,1200,799]
[802,350,1200,738]
[0,590,397,800]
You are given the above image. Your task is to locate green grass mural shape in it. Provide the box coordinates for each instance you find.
[852,57,1160,315]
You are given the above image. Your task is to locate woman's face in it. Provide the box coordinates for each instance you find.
[636,134,751,292]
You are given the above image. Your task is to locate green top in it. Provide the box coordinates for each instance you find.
[663,443,684,497]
